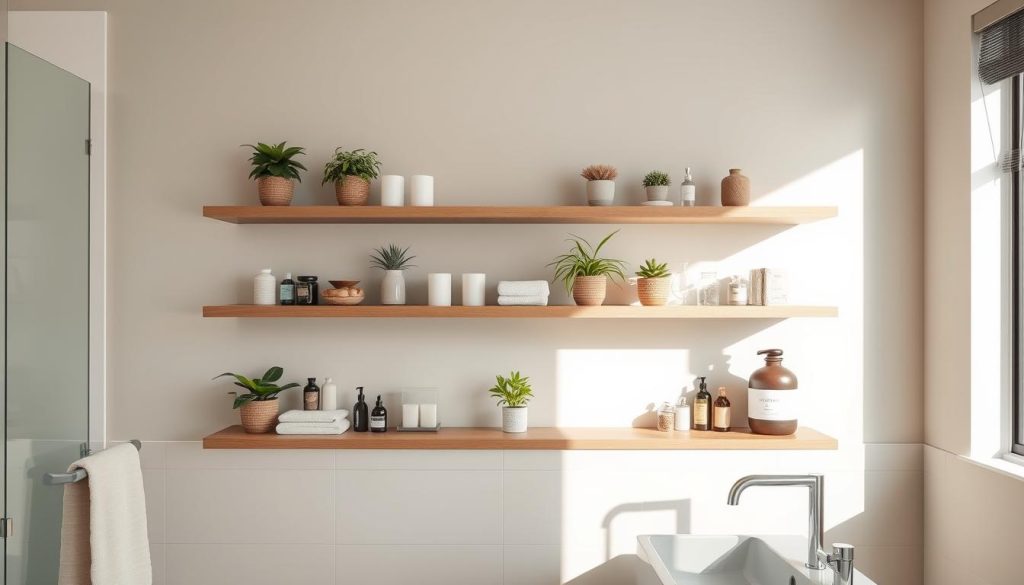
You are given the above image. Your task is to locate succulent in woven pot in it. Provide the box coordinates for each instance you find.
[323,148,382,206]
[548,230,626,306]
[214,366,300,433]
[244,142,307,206]
[489,371,533,433]
[635,258,672,306]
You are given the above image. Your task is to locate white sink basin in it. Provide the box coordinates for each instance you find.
[638,535,877,585]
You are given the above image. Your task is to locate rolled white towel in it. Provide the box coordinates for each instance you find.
[278,409,349,423]
[498,295,549,306]
[276,419,351,435]
[497,280,550,297]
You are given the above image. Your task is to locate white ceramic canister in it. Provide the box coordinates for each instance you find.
[254,269,276,305]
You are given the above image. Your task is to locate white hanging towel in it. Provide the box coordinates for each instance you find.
[59,443,152,585]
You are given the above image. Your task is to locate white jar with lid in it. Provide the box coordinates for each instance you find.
[254,269,276,305]
[674,397,691,431]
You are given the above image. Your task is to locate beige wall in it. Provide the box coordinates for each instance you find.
[15,1,925,584]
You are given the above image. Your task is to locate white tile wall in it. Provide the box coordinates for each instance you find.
[143,442,922,585]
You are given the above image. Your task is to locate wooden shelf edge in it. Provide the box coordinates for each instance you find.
[202,425,837,451]
[202,205,838,225]
[202,304,838,319]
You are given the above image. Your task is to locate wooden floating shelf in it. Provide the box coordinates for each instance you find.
[203,425,837,451]
[202,304,838,319]
[202,205,837,225]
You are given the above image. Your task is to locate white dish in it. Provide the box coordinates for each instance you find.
[641,200,674,206]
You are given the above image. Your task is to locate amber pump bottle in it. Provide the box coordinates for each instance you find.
[713,387,731,432]
[747,349,798,435]
[693,377,711,431]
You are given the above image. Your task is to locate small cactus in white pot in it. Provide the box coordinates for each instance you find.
[489,371,533,433]
[581,164,618,206]
[642,170,671,202]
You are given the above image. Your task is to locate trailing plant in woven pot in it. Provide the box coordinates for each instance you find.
[371,244,416,305]
[323,148,382,206]
[244,142,307,206]
[635,258,672,306]
[548,230,627,306]
[214,366,300,433]
[489,371,533,433]
[642,170,671,202]
[581,164,618,206]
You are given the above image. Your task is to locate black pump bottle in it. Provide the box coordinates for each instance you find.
[353,387,369,432]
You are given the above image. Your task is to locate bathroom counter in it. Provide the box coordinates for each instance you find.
[202,426,837,450]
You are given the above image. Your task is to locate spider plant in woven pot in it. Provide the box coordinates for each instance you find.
[642,170,671,202]
[581,164,618,206]
[371,244,416,305]
[635,258,672,306]
[548,230,627,306]
[489,371,533,433]
[244,142,307,206]
[214,367,300,433]
[323,148,382,206]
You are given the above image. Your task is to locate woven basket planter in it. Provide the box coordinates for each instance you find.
[336,176,370,206]
[239,398,279,434]
[637,277,671,306]
[572,275,608,306]
[257,176,294,206]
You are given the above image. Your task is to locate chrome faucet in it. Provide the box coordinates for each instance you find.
[727,474,854,584]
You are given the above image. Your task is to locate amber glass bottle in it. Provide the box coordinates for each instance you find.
[712,388,731,432]
[747,349,798,435]
[692,377,711,431]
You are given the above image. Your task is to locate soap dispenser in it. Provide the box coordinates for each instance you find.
[353,387,369,432]
[370,395,388,433]
[693,377,711,431]
[748,348,798,435]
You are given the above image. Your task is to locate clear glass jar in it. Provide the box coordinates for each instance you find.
[657,402,676,432]
[699,272,720,306]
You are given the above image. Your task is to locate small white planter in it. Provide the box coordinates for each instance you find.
[502,406,528,433]
[381,270,406,305]
[645,185,670,201]
[587,180,615,206]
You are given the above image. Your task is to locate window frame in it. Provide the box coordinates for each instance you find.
[1012,74,1024,456]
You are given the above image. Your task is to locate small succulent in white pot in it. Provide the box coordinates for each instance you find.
[489,371,533,433]
[581,164,618,206]
[370,244,416,305]
[642,170,671,202]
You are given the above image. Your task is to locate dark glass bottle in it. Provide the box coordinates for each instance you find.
[296,276,319,305]
[692,376,711,431]
[370,395,388,433]
[748,348,799,436]
[353,387,369,432]
[303,378,320,411]
[713,387,731,432]
[279,273,295,305]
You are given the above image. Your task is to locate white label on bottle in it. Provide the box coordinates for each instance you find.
[370,416,386,429]
[747,388,799,421]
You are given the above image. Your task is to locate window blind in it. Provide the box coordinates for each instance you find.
[980,8,1024,84]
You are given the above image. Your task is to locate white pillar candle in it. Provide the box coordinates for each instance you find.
[380,175,405,206]
[419,403,438,428]
[461,273,486,306]
[402,404,419,428]
[410,175,434,206]
[428,273,452,306]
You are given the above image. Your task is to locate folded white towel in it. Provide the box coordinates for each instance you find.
[276,419,351,435]
[59,443,152,585]
[497,280,550,296]
[278,409,349,423]
[498,295,549,306]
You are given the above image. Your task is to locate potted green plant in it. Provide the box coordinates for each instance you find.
[489,371,533,433]
[371,244,416,305]
[643,170,671,202]
[244,142,307,206]
[581,164,618,206]
[214,366,300,433]
[323,148,382,206]
[635,258,672,306]
[548,230,627,306]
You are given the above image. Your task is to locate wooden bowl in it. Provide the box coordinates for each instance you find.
[322,294,365,306]
[329,280,360,289]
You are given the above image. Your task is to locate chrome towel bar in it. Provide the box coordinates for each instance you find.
[43,440,142,485]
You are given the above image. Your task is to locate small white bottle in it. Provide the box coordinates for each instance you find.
[680,167,696,207]
[674,396,691,431]
[253,269,276,305]
[728,276,748,306]
[321,377,338,411]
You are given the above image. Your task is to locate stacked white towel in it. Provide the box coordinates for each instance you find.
[276,409,351,435]
[497,280,550,306]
